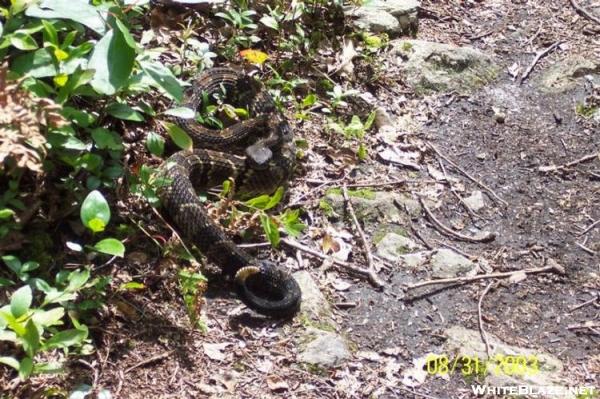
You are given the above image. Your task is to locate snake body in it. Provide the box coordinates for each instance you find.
[158,67,301,317]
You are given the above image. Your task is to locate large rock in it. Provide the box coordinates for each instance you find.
[322,190,419,227]
[430,248,476,278]
[346,0,419,35]
[444,326,570,397]
[297,329,351,367]
[538,56,600,93]
[293,271,332,321]
[391,40,499,93]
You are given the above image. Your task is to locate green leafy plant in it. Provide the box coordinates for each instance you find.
[327,111,376,160]
[80,190,125,257]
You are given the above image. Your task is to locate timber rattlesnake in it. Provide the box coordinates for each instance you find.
[157,67,301,317]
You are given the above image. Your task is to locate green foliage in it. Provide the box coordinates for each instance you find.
[327,111,376,160]
[178,269,208,332]
[0,256,106,380]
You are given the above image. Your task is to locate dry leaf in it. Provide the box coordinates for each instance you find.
[203,342,232,361]
[266,375,289,392]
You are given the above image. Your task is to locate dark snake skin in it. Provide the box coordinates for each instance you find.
[158,67,301,317]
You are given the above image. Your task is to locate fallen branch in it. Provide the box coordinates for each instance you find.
[570,0,600,25]
[281,238,385,287]
[406,262,565,290]
[569,293,599,311]
[539,152,599,172]
[428,144,508,206]
[519,41,562,85]
[343,184,376,269]
[575,241,597,255]
[478,282,495,358]
[420,197,496,243]
[125,350,173,374]
[579,217,600,236]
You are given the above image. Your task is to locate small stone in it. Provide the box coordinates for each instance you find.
[430,248,476,278]
[476,152,487,160]
[399,251,430,268]
[298,330,351,367]
[376,232,419,262]
[492,107,506,123]
[346,0,419,35]
[463,191,485,212]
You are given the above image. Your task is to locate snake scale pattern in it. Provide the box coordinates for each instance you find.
[157,67,301,318]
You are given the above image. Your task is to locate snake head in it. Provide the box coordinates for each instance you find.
[234,261,301,318]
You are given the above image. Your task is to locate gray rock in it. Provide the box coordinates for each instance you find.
[444,326,569,396]
[298,329,351,367]
[323,190,407,225]
[346,0,419,35]
[399,251,430,268]
[463,190,485,212]
[376,232,419,262]
[293,271,332,321]
[430,248,476,278]
[390,40,499,93]
[538,56,600,93]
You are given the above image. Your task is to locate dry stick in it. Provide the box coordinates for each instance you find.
[281,238,384,287]
[519,41,562,85]
[342,184,383,288]
[419,197,496,243]
[570,0,600,24]
[569,293,600,311]
[478,282,495,358]
[406,263,565,290]
[125,350,174,374]
[539,151,600,172]
[575,241,597,255]
[579,218,600,236]
[151,207,195,259]
[428,144,508,206]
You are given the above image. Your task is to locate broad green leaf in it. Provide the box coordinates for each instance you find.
[0,208,15,220]
[0,278,14,287]
[260,214,280,247]
[32,307,65,327]
[22,319,40,358]
[244,194,270,210]
[114,18,138,51]
[80,190,111,233]
[2,255,22,274]
[44,328,87,350]
[11,48,87,78]
[106,103,144,122]
[67,269,90,291]
[163,107,195,119]
[0,356,19,371]
[91,128,123,151]
[41,20,58,46]
[140,60,183,102]
[26,0,108,35]
[302,93,317,108]
[21,261,39,273]
[42,289,77,306]
[19,357,33,380]
[10,285,32,318]
[161,121,192,150]
[259,15,279,30]
[10,31,38,50]
[264,187,284,210]
[281,208,305,237]
[89,28,135,95]
[34,361,64,374]
[0,22,3,38]
[364,110,376,131]
[146,132,165,157]
[93,238,125,257]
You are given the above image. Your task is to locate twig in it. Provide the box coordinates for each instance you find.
[519,41,562,84]
[539,152,599,172]
[334,301,358,309]
[342,184,382,287]
[151,207,195,259]
[125,350,173,374]
[569,293,599,311]
[579,218,600,236]
[281,238,385,287]
[406,262,565,290]
[478,282,495,357]
[428,144,508,206]
[420,197,496,243]
[575,241,597,255]
[570,0,600,25]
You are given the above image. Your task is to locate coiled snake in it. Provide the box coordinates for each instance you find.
[157,67,301,317]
